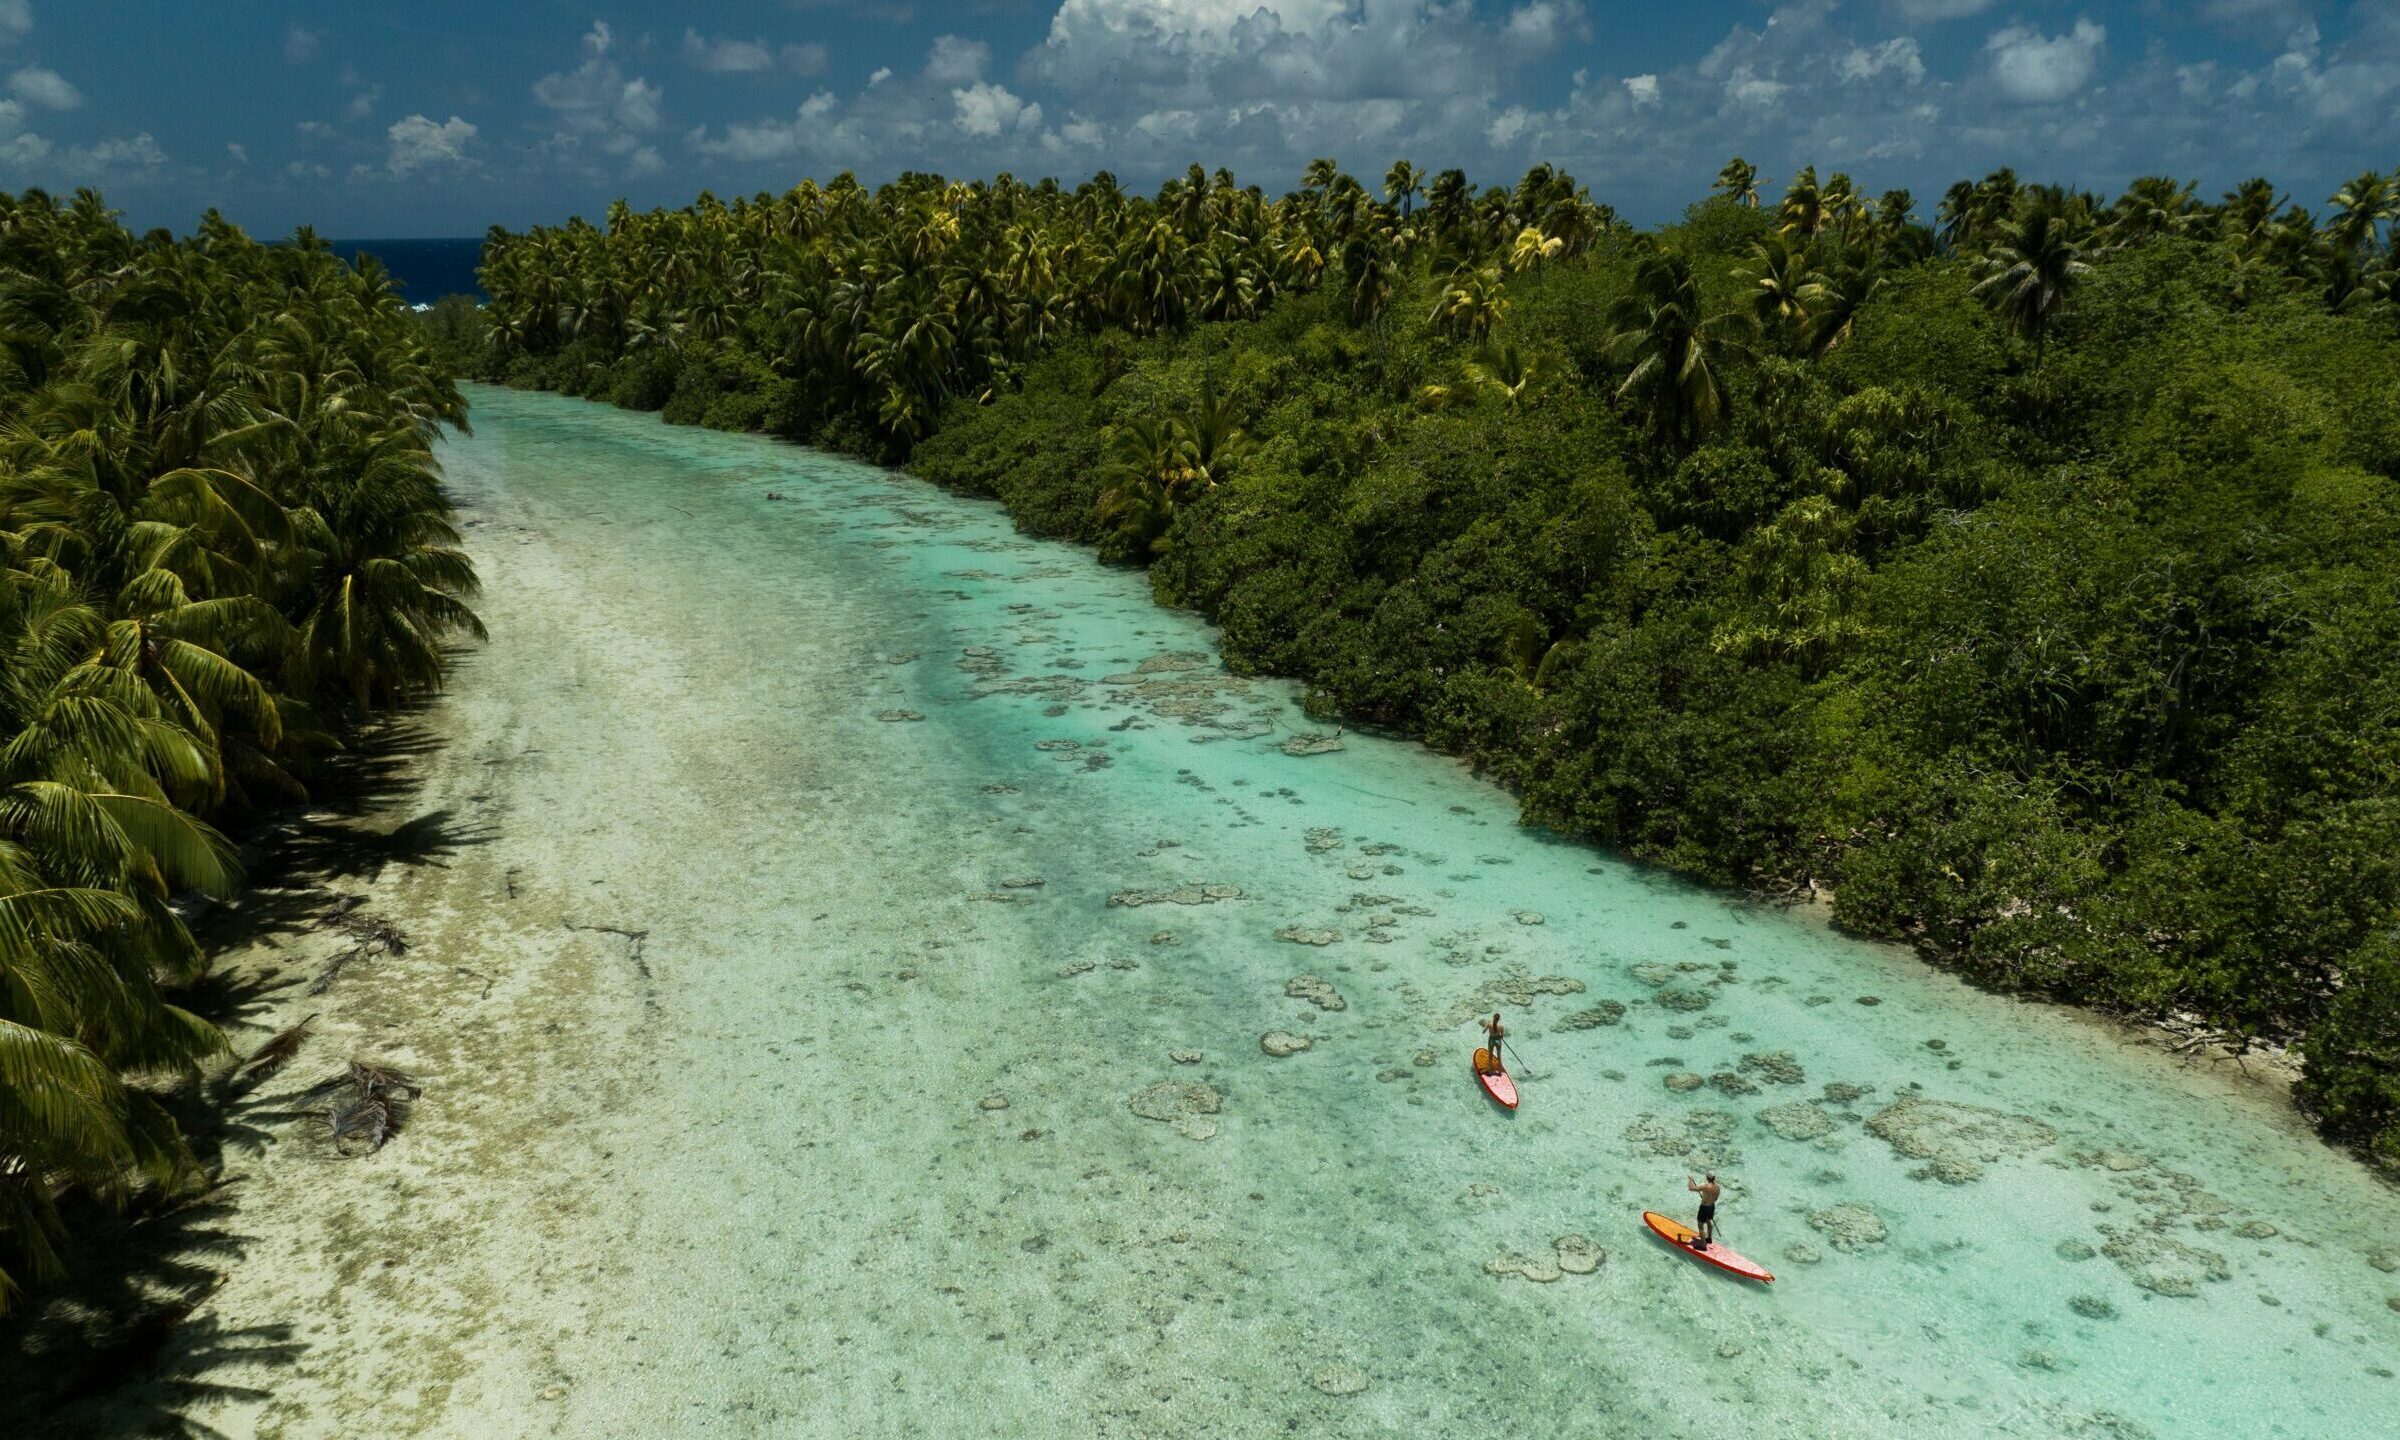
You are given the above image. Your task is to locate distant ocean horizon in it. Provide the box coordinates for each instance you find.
[330,236,485,304]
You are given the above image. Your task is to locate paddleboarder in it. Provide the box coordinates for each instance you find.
[1482,1012,1507,1073]
[1686,1172,1721,1246]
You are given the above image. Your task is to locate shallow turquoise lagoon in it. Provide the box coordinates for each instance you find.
[441,385,2399,1438]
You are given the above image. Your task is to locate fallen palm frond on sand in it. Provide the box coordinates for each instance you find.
[301,1061,423,1156]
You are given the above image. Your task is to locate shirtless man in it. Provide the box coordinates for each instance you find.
[1687,1172,1721,1247]
[1481,1012,1507,1073]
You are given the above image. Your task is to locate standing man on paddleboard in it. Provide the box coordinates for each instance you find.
[1687,1173,1721,1246]
[1483,1012,1507,1072]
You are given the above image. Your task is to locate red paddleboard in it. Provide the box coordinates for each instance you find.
[1473,1048,1518,1109]
[1643,1211,1774,1283]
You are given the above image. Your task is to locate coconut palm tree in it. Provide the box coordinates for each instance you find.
[1608,250,1737,447]
[1778,167,1826,239]
[1508,226,1564,272]
[1424,169,1474,254]
[1463,339,1553,409]
[1173,381,1251,492]
[1936,180,1980,253]
[2326,170,2395,259]
[1095,470,1174,560]
[1972,206,2091,361]
[1737,236,1820,350]
[1800,257,1884,358]
[1715,158,1762,208]
[1342,229,1400,329]
[1430,266,1510,343]
[2218,177,2282,249]
[0,188,481,1307]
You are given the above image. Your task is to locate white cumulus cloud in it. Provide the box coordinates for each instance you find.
[953,81,1040,138]
[385,113,476,175]
[284,25,319,64]
[618,78,661,132]
[926,35,989,86]
[1725,65,1787,107]
[682,36,825,77]
[1840,38,1925,84]
[1005,0,1590,182]
[691,91,845,163]
[1504,2,1571,47]
[1987,19,2106,105]
[637,0,2398,242]
[8,65,78,109]
[534,20,663,166]
[70,132,165,169]
[1487,104,1536,146]
[0,96,49,166]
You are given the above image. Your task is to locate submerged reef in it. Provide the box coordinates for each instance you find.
[1286,975,1347,1011]
[1808,1203,1890,1252]
[1758,1102,1839,1142]
[1866,1095,2057,1183]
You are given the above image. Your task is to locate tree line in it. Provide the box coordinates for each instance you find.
[0,190,482,1309]
[479,158,2400,1168]
[474,163,1609,446]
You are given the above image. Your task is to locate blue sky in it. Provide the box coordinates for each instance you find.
[1,1,2393,237]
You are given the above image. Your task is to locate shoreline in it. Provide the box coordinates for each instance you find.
[1778,889,2315,1104]
[15,384,2394,1437]
[493,373,2356,1162]
[11,456,657,1437]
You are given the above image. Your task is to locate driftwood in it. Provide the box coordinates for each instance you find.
[565,922,650,979]
[565,920,659,1014]
[309,911,412,996]
[239,1013,320,1080]
[303,1060,422,1155]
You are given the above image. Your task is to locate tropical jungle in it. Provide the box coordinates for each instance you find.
[0,191,479,1311]
[467,157,2400,1171]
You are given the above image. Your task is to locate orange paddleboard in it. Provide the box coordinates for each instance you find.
[1643,1211,1773,1282]
[1473,1048,1517,1109]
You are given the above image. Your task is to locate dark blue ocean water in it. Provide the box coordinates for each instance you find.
[333,237,485,304]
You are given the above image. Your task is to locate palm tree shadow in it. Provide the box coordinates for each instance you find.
[192,716,493,955]
[270,804,497,883]
[0,1196,303,1438]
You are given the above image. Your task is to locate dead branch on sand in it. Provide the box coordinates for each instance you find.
[239,1013,320,1080]
[302,1060,423,1155]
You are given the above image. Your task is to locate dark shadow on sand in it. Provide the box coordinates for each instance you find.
[0,1195,302,1437]
[4,711,470,1433]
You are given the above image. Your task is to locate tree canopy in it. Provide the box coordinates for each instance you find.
[0,189,480,1309]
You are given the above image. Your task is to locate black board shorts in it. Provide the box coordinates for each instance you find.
[1697,1203,1716,1226]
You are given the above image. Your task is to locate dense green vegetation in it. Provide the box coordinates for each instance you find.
[0,191,481,1307]
[474,164,1606,450]
[478,162,2400,1168]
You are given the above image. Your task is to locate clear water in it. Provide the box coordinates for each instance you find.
[404,385,2397,1437]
